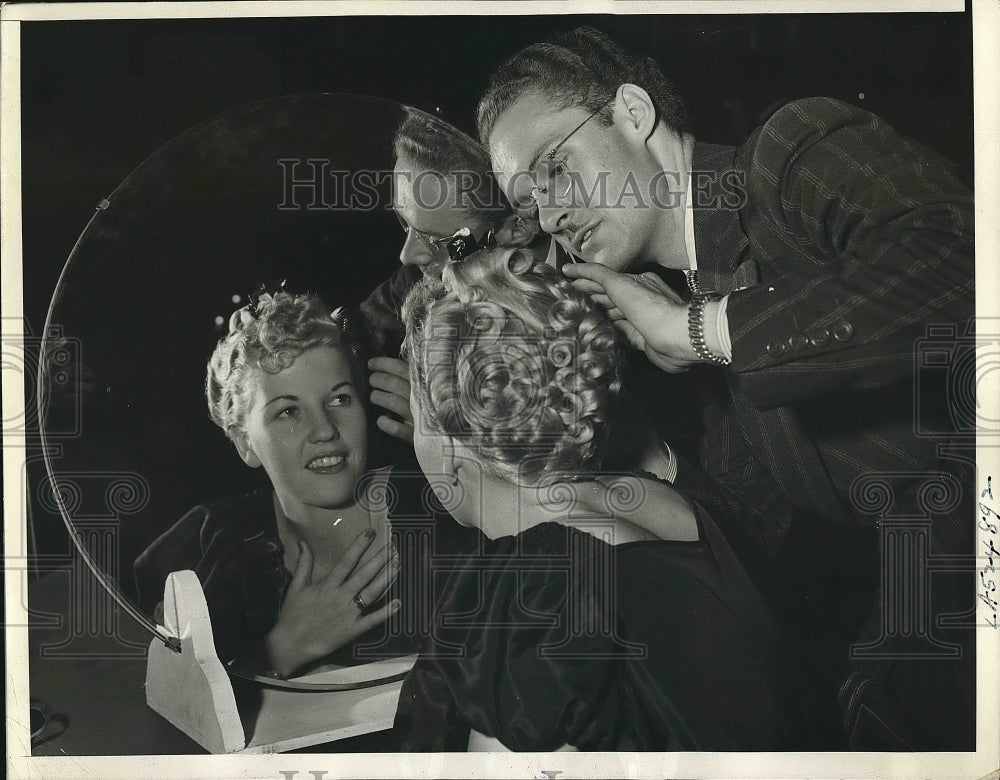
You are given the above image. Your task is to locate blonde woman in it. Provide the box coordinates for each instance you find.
[394,248,818,751]
[135,290,478,679]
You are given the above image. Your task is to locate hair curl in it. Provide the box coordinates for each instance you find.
[206,291,369,440]
[477,26,689,146]
[403,247,622,486]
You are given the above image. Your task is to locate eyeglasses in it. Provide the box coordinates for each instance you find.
[395,211,456,253]
[395,211,495,262]
[515,99,614,210]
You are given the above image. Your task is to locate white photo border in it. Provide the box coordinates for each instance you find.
[3,2,997,778]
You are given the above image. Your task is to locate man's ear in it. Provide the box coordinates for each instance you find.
[231,428,262,468]
[494,212,541,248]
[615,83,658,140]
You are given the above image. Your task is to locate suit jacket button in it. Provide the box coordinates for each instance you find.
[789,334,810,351]
[766,340,786,357]
[807,328,831,347]
[833,321,855,342]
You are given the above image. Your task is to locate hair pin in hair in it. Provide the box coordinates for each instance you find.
[448,228,497,263]
[330,305,372,365]
[247,278,288,318]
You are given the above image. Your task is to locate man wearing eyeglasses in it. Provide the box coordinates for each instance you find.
[478,27,975,751]
[361,109,544,442]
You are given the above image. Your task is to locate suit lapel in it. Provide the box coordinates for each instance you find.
[690,142,758,294]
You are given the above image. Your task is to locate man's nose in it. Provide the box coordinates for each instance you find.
[399,230,433,267]
[537,201,571,235]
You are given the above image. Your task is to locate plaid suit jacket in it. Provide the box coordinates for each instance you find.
[673,97,974,557]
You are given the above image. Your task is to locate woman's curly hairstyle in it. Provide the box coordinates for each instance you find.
[403,247,622,486]
[206,291,370,441]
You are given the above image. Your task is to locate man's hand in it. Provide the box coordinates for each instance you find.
[368,356,414,442]
[561,263,699,373]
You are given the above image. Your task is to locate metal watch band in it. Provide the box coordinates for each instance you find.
[687,292,731,365]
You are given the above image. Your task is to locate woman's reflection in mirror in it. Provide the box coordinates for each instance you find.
[134,291,479,679]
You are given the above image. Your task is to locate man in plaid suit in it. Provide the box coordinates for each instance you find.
[479,27,975,750]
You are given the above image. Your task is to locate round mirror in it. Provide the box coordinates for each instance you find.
[36,92,498,687]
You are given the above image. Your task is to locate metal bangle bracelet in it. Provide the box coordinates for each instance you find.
[688,292,730,365]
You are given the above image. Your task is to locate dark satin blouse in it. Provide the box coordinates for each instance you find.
[134,466,482,672]
[394,502,818,751]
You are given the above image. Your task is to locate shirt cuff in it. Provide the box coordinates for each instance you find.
[701,296,733,363]
[717,294,733,361]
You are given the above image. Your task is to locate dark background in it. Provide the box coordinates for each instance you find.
[19,11,974,598]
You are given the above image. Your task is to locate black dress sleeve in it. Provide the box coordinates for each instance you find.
[134,492,286,667]
[133,505,211,615]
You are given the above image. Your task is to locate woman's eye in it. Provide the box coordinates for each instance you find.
[329,393,353,407]
[274,406,298,420]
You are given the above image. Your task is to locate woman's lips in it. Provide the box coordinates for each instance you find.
[306,454,347,473]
